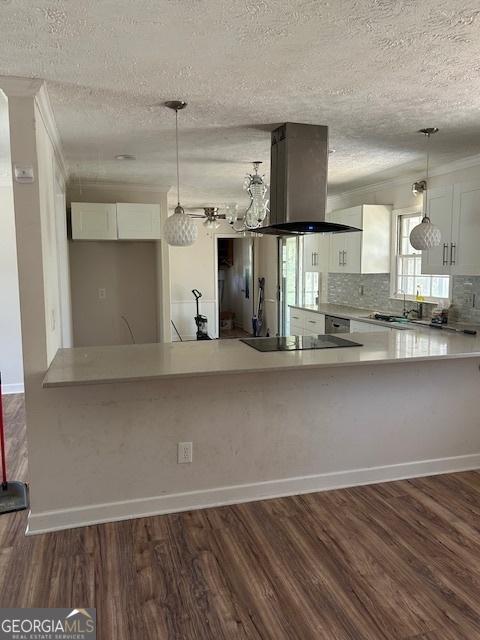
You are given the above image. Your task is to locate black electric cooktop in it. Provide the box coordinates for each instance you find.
[240,335,363,352]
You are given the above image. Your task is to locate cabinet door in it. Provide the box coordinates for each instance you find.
[341,208,362,273]
[71,203,117,240]
[451,183,480,275]
[328,235,346,272]
[420,186,453,275]
[116,203,161,240]
[327,206,362,273]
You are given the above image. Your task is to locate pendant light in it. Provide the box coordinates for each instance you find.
[163,101,198,247]
[409,128,441,251]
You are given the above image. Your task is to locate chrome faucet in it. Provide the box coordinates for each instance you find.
[399,290,423,320]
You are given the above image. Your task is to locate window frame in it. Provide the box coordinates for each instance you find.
[389,207,452,304]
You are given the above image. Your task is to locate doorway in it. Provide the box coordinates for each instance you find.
[216,237,254,339]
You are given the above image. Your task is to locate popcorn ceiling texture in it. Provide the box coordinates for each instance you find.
[1,1,480,205]
[328,272,480,322]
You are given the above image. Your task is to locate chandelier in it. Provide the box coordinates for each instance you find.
[226,162,269,233]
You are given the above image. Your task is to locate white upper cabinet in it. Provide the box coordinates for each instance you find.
[71,202,162,241]
[420,186,454,275]
[116,203,161,240]
[422,182,480,276]
[451,183,480,275]
[327,205,391,274]
[71,203,118,240]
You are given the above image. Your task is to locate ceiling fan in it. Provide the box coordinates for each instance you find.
[184,206,226,229]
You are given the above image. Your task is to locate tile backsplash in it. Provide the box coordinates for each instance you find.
[327,273,480,323]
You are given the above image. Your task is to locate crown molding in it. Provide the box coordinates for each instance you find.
[34,84,69,183]
[328,153,480,206]
[0,75,43,98]
[67,179,172,194]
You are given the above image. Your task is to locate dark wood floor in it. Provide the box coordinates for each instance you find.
[1,395,480,639]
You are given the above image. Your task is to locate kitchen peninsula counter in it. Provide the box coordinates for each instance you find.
[43,328,480,388]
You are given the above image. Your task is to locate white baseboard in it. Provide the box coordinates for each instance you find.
[26,452,480,535]
[2,383,24,395]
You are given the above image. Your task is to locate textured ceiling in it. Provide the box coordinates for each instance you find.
[1,1,480,206]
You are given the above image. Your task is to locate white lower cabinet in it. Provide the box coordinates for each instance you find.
[288,308,325,335]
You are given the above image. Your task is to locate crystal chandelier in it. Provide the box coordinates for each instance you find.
[163,101,198,247]
[225,162,269,233]
[409,128,441,251]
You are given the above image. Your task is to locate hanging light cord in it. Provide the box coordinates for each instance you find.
[175,108,181,207]
[424,131,430,219]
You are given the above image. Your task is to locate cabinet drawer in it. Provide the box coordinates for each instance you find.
[303,313,325,334]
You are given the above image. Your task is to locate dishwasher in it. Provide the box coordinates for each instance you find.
[325,315,350,334]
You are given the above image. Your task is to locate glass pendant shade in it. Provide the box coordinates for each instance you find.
[164,205,198,246]
[409,215,441,250]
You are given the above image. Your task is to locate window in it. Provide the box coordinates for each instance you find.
[394,213,449,301]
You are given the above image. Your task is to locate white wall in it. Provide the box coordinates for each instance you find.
[29,356,480,533]
[67,182,171,343]
[69,241,158,346]
[35,101,69,363]
[0,91,23,392]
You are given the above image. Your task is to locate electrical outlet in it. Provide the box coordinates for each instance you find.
[463,283,474,307]
[177,442,193,464]
[98,288,106,300]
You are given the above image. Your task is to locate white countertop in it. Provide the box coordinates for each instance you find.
[289,302,412,328]
[43,329,480,388]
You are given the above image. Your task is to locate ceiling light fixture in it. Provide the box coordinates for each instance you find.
[163,101,198,247]
[409,128,441,251]
[115,154,136,161]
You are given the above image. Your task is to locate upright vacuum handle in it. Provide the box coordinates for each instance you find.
[192,289,202,300]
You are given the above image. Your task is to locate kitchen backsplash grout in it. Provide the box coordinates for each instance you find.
[327,273,480,322]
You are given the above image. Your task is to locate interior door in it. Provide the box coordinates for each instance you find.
[421,185,454,275]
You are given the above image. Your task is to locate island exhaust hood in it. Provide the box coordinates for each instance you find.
[260,122,361,235]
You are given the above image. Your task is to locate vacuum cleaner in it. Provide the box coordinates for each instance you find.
[192,289,211,340]
[0,374,29,515]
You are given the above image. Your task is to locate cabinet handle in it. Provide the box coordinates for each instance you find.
[450,242,456,265]
[442,243,449,266]
[291,315,299,320]
[343,250,347,266]
[307,320,316,324]
[338,250,342,266]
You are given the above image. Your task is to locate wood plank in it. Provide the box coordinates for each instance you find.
[2,395,480,639]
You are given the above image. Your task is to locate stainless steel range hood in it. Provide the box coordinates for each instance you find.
[260,122,361,235]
